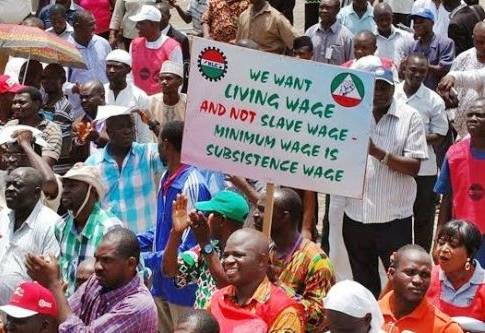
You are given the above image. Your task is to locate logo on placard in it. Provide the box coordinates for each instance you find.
[330,73,364,107]
[198,47,227,81]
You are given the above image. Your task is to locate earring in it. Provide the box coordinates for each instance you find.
[465,258,472,271]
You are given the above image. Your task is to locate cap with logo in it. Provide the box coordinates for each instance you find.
[129,5,162,23]
[0,75,24,95]
[410,8,435,22]
[350,55,397,86]
[195,190,250,224]
[0,281,58,318]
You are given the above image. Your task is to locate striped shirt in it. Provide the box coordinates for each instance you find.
[186,0,208,34]
[60,275,158,333]
[56,203,124,296]
[85,143,164,234]
[345,99,428,223]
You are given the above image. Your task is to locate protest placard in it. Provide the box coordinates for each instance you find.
[181,37,375,199]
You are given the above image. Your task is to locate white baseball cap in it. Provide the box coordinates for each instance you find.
[106,49,132,67]
[94,105,135,124]
[129,5,161,23]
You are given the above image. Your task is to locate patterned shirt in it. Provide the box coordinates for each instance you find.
[60,275,158,333]
[85,143,164,234]
[174,241,220,309]
[186,0,208,34]
[201,0,249,42]
[55,203,124,296]
[272,237,335,332]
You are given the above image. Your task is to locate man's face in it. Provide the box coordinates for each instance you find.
[41,68,64,95]
[106,115,135,149]
[326,310,370,333]
[465,100,485,137]
[404,57,428,89]
[50,12,67,35]
[390,251,431,304]
[294,46,313,60]
[11,93,38,120]
[74,15,95,45]
[0,144,30,172]
[352,0,367,7]
[159,73,182,94]
[353,37,376,60]
[473,28,485,59]
[5,314,45,333]
[94,239,130,289]
[221,234,261,286]
[413,17,433,38]
[61,178,89,211]
[79,86,104,115]
[374,11,392,33]
[373,80,394,109]
[136,20,153,38]
[106,61,130,83]
[4,169,39,211]
[319,0,339,25]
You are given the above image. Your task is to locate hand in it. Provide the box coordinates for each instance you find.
[188,210,211,246]
[168,0,177,7]
[72,82,81,95]
[73,122,99,144]
[12,129,33,146]
[438,75,455,93]
[25,253,61,289]
[368,139,378,157]
[134,109,151,125]
[109,31,118,49]
[171,194,190,234]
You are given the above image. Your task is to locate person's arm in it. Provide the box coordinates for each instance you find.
[277,16,298,51]
[301,190,316,240]
[169,0,193,23]
[428,38,455,79]
[227,175,259,204]
[434,157,453,227]
[201,5,211,39]
[169,45,183,65]
[438,194,452,227]
[109,0,125,48]
[368,140,421,176]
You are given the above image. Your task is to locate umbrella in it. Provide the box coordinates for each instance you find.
[0,23,87,70]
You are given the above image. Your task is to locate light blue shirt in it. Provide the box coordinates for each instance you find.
[440,260,485,307]
[85,142,164,234]
[337,3,376,35]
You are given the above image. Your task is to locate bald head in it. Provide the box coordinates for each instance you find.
[80,80,105,115]
[13,167,43,188]
[81,80,104,95]
[474,21,485,58]
[373,2,392,16]
[392,244,431,269]
[5,167,43,211]
[229,228,270,256]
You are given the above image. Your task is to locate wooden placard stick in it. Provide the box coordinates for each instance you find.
[262,182,275,239]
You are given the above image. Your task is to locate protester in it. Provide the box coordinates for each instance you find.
[343,56,428,298]
[38,0,81,29]
[208,228,305,332]
[337,0,376,35]
[168,0,208,36]
[292,36,314,60]
[0,167,61,305]
[138,121,211,332]
[0,75,24,125]
[85,107,163,234]
[18,61,43,89]
[435,97,485,266]
[342,30,378,67]
[104,49,152,143]
[412,0,451,38]
[78,0,112,39]
[174,309,220,333]
[427,219,485,323]
[380,245,464,333]
[201,0,249,42]
[0,282,58,333]
[254,187,335,332]
[163,191,249,309]
[26,228,158,332]
[56,163,124,295]
[325,280,384,333]
[395,53,449,252]
[235,0,297,54]
[129,5,183,96]
[74,257,95,291]
[46,4,74,41]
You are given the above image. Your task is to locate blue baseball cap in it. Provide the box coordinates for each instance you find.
[410,8,435,22]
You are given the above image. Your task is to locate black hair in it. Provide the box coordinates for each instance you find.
[44,63,67,81]
[293,36,313,52]
[355,30,377,45]
[437,219,482,257]
[17,86,43,104]
[72,9,93,25]
[50,3,67,17]
[177,310,220,333]
[392,244,429,269]
[103,227,140,264]
[161,120,184,152]
[406,52,429,66]
[275,187,303,224]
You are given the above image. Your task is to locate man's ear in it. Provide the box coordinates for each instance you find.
[128,256,138,270]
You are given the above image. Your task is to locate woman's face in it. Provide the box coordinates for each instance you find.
[434,235,469,273]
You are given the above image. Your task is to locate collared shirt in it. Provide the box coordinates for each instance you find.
[104,83,152,143]
[449,48,485,138]
[66,35,112,119]
[399,33,455,91]
[0,201,61,305]
[440,260,485,307]
[272,238,335,332]
[60,275,158,333]
[412,0,451,38]
[376,26,413,64]
[394,82,448,176]
[236,3,297,54]
[337,3,376,35]
[345,98,428,223]
[110,0,157,39]
[383,0,414,14]
[379,291,464,333]
[56,203,124,296]
[208,277,305,333]
[186,0,208,34]
[46,23,74,41]
[305,21,353,65]
[201,0,250,42]
[174,240,221,309]
[137,165,211,305]
[85,142,163,234]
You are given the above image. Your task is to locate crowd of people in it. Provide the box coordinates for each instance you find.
[0,0,484,331]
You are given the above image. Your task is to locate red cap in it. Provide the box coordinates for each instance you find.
[0,75,25,94]
[0,282,58,318]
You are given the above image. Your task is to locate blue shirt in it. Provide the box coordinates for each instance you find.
[85,143,163,234]
[137,166,211,306]
[38,3,81,29]
[440,260,485,307]
[434,146,485,195]
[337,3,376,35]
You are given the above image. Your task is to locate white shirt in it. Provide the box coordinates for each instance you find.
[450,68,485,92]
[395,82,449,176]
[384,0,414,14]
[46,22,74,41]
[0,0,31,24]
[345,98,428,223]
[104,83,153,143]
[412,0,451,38]
[0,201,61,304]
[129,34,183,65]
[376,27,414,64]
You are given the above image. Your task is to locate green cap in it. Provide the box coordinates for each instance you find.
[195,190,250,224]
